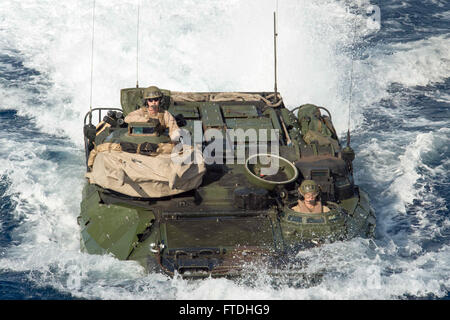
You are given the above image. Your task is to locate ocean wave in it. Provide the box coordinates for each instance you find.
[0,0,448,300]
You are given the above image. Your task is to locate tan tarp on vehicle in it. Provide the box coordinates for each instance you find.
[85,143,206,198]
[170,91,283,107]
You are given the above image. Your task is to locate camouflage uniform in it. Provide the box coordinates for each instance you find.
[125,107,180,142]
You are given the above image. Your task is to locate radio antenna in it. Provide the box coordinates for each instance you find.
[89,0,96,120]
[136,0,141,88]
[273,11,278,103]
[346,17,358,148]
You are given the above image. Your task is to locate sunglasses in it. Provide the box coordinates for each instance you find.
[147,97,161,102]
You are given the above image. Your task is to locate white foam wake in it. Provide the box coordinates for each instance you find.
[0,0,379,142]
[0,0,449,300]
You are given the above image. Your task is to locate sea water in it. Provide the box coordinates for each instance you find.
[0,0,449,299]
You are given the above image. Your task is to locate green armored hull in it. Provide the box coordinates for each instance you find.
[79,88,375,278]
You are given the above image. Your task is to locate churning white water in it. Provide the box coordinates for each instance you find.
[0,0,449,299]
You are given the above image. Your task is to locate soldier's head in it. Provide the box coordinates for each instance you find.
[143,86,163,111]
[298,180,319,205]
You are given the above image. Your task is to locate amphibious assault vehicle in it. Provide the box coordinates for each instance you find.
[79,87,375,278]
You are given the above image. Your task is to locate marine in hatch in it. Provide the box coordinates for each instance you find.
[125,85,181,142]
[292,180,330,213]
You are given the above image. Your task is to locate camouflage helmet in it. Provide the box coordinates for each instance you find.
[298,180,319,196]
[143,86,163,100]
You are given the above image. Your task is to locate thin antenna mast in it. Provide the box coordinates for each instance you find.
[89,0,96,120]
[347,17,358,147]
[136,0,141,88]
[273,11,278,103]
[342,16,358,174]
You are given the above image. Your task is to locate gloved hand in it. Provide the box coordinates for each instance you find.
[119,141,138,153]
[155,123,165,135]
[138,142,159,155]
[175,113,187,127]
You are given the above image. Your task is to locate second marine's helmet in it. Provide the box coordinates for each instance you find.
[298,180,319,196]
